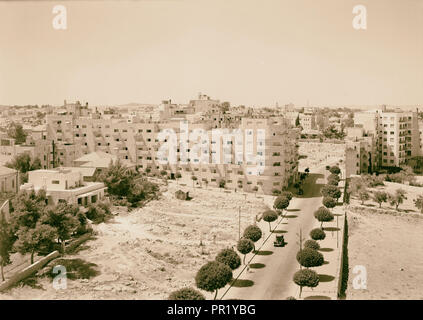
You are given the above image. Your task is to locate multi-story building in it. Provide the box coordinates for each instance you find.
[46,99,300,195]
[354,106,420,168]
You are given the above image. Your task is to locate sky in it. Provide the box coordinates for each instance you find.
[0,0,422,107]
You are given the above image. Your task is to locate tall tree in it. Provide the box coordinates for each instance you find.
[14,223,57,264]
[7,122,27,144]
[388,189,407,211]
[40,203,80,252]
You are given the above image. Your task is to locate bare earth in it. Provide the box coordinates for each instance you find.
[0,182,270,300]
[346,182,423,300]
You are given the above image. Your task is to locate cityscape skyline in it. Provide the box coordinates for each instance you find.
[1,0,423,107]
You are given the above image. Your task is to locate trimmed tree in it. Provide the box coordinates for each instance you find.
[296,247,324,268]
[327,173,340,186]
[329,166,341,175]
[273,195,290,215]
[237,238,254,264]
[304,239,320,250]
[262,210,278,231]
[321,185,341,200]
[195,261,233,300]
[322,196,336,210]
[293,269,319,298]
[373,191,387,208]
[215,248,241,271]
[168,287,206,300]
[313,207,334,228]
[243,225,262,250]
[310,228,326,241]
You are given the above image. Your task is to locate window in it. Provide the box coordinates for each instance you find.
[52,180,60,184]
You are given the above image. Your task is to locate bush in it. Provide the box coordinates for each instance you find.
[243,225,262,243]
[195,261,233,300]
[293,269,319,298]
[304,239,320,250]
[310,228,326,241]
[215,248,241,270]
[168,287,206,300]
[296,247,324,268]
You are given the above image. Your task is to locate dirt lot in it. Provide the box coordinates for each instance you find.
[346,182,423,299]
[0,182,270,300]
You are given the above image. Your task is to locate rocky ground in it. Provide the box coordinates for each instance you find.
[346,182,423,299]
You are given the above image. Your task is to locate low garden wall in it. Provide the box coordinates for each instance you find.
[0,251,60,292]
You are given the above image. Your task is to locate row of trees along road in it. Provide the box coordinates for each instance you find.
[291,165,341,298]
[168,192,293,300]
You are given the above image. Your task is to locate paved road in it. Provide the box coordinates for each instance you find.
[221,166,328,300]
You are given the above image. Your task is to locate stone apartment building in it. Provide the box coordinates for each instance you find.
[45,99,300,195]
[354,106,421,168]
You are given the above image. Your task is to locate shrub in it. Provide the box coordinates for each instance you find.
[236,238,254,264]
[215,248,241,270]
[296,247,324,268]
[313,207,334,227]
[195,261,233,300]
[310,228,326,241]
[243,225,262,243]
[86,203,110,224]
[304,239,320,250]
[327,173,340,186]
[262,210,278,231]
[293,269,319,298]
[168,287,205,300]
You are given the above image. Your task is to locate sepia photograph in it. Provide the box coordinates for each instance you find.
[0,0,422,312]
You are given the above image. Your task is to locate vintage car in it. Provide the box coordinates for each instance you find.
[274,235,286,247]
